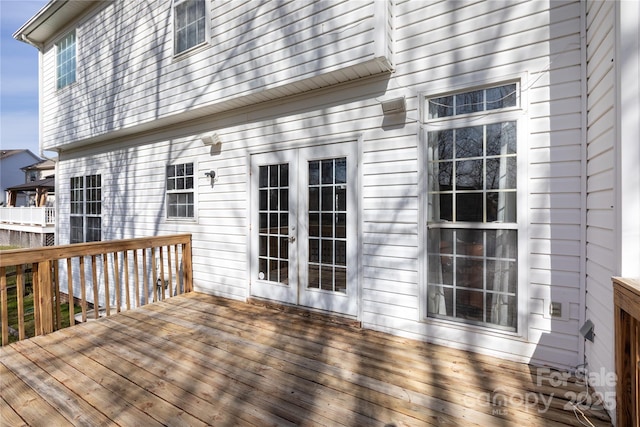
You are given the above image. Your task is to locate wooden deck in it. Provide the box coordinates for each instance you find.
[1,292,611,427]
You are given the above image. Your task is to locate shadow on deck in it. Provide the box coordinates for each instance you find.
[1,292,612,426]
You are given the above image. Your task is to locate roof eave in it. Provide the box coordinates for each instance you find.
[13,1,102,49]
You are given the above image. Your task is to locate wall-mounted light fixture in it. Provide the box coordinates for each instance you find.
[201,133,221,146]
[205,170,216,187]
[580,319,595,342]
[379,96,406,115]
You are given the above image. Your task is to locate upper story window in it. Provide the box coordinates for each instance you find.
[424,82,521,332]
[56,30,76,89]
[166,163,195,219]
[174,0,207,55]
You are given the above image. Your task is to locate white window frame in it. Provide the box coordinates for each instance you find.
[419,79,528,335]
[166,162,196,221]
[56,30,76,90]
[173,0,209,57]
[70,174,101,243]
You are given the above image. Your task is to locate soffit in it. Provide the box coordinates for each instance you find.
[13,1,104,47]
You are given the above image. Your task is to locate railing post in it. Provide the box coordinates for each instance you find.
[1,267,8,346]
[34,260,54,335]
[613,277,640,427]
[183,238,193,293]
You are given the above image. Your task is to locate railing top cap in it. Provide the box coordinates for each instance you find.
[0,234,192,267]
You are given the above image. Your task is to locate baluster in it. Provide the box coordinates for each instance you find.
[159,246,166,300]
[91,256,99,320]
[113,252,121,313]
[151,247,158,303]
[102,254,110,317]
[142,248,148,306]
[53,261,61,330]
[32,262,41,334]
[79,256,87,322]
[123,250,131,311]
[134,249,140,308]
[16,265,25,340]
[67,258,74,326]
[166,245,173,298]
[174,244,181,295]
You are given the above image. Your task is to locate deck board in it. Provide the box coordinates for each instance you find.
[1,293,612,426]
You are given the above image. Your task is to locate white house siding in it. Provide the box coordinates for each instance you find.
[357,0,586,369]
[40,0,391,150]
[584,0,616,414]
[49,0,590,371]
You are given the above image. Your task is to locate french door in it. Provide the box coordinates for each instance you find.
[250,143,358,316]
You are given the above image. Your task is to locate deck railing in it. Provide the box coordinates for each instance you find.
[0,206,56,226]
[613,277,640,427]
[0,234,192,345]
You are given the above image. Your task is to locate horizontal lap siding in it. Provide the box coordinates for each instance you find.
[584,0,616,407]
[357,0,584,367]
[41,0,378,149]
[362,127,419,321]
[53,0,589,370]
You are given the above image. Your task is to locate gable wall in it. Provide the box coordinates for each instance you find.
[55,0,586,370]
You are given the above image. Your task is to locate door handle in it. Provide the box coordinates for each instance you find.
[288,236,296,243]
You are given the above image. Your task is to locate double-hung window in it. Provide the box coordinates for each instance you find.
[70,174,101,243]
[166,163,195,219]
[425,82,520,331]
[56,30,76,89]
[174,0,207,55]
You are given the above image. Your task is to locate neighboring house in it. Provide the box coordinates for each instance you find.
[0,149,41,206]
[14,0,639,423]
[0,157,56,247]
[7,158,56,207]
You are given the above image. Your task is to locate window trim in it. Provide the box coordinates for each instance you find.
[55,30,77,90]
[172,0,209,58]
[165,161,197,221]
[418,79,529,337]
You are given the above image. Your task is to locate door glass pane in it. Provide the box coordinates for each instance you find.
[258,163,289,284]
[308,158,347,293]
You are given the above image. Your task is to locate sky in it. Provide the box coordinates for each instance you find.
[0,0,49,158]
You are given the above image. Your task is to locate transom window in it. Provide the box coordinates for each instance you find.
[70,174,101,243]
[428,83,517,119]
[166,163,194,218]
[174,0,207,55]
[425,82,520,331]
[56,31,76,89]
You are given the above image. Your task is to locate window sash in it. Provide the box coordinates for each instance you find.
[427,227,518,330]
[166,163,195,218]
[56,31,76,89]
[427,121,517,224]
[174,0,206,54]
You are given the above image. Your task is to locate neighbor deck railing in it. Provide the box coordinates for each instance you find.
[0,206,56,226]
[0,234,192,345]
[613,277,640,427]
